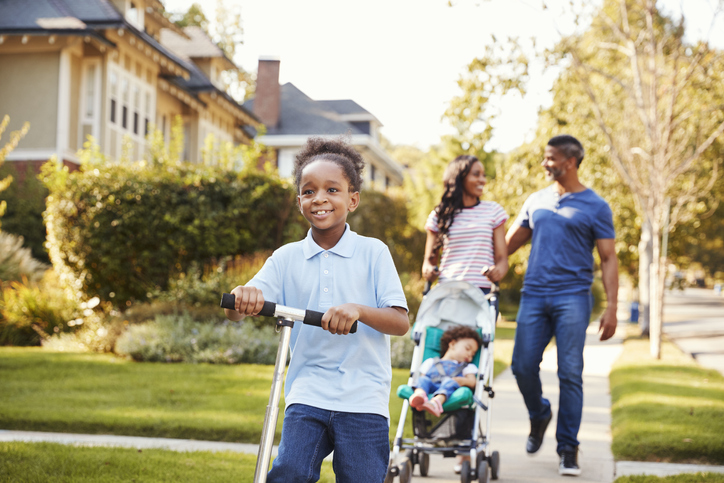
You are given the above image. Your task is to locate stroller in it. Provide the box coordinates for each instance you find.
[386,280,500,483]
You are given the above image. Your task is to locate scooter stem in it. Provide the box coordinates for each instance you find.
[254,321,293,483]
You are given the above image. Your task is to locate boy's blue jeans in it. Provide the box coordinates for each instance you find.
[511,292,592,454]
[267,403,390,483]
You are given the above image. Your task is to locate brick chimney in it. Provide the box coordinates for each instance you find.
[254,57,281,129]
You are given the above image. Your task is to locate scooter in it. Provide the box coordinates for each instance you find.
[219,293,357,483]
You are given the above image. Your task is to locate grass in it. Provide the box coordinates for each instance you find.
[614,474,724,483]
[610,337,724,465]
[0,442,336,482]
[0,324,515,447]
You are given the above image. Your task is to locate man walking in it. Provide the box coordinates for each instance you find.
[505,134,619,476]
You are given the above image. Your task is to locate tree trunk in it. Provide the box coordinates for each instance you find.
[650,220,662,359]
[638,218,652,336]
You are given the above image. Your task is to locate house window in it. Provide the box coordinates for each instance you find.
[79,59,101,148]
[109,71,117,124]
[107,62,155,161]
[132,84,140,135]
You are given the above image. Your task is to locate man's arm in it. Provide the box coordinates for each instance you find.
[505,224,532,256]
[596,238,619,341]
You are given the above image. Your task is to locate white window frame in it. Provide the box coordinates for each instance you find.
[79,58,102,149]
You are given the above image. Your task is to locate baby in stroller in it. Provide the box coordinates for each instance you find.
[409,326,483,417]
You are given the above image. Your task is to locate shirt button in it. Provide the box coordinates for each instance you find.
[324,253,329,258]
[324,270,329,274]
[323,288,329,293]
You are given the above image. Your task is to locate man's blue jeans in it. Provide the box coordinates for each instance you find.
[511,292,592,453]
[267,403,390,483]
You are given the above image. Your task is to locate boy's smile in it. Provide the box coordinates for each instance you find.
[298,160,359,249]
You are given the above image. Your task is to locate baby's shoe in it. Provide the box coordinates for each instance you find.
[409,391,428,410]
[422,398,443,417]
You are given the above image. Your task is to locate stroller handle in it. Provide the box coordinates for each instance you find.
[220,293,357,333]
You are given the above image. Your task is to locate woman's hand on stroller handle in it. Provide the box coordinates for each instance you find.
[220,293,358,334]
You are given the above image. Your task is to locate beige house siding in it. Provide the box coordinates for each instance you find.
[69,53,82,152]
[0,52,59,150]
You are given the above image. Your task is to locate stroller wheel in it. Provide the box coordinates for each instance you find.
[476,459,488,483]
[419,451,430,477]
[460,459,473,483]
[384,462,395,483]
[489,451,500,480]
[399,457,413,483]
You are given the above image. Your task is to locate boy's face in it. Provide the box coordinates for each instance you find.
[446,337,479,363]
[297,160,359,246]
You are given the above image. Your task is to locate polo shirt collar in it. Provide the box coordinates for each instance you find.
[302,224,356,259]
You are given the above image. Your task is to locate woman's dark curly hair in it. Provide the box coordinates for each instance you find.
[293,136,365,193]
[428,155,481,262]
[439,325,482,357]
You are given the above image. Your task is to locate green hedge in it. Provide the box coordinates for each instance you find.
[42,161,306,308]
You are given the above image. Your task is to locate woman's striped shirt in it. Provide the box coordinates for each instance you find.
[425,201,508,289]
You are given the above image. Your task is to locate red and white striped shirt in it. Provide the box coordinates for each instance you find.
[425,201,508,289]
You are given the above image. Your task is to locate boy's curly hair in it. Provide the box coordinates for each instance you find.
[439,325,482,357]
[293,136,365,193]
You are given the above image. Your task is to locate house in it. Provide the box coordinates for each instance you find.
[244,58,404,190]
[0,0,260,176]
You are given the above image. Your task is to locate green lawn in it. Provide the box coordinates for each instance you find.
[0,328,515,447]
[610,337,724,465]
[0,442,336,482]
[614,474,724,483]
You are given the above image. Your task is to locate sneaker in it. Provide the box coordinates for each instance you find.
[453,463,462,474]
[526,412,552,454]
[559,447,581,476]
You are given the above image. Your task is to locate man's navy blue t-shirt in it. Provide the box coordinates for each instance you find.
[513,186,615,296]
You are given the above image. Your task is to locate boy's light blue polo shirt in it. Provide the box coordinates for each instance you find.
[246,224,408,419]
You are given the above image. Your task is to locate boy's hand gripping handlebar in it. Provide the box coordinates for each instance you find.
[220,293,357,334]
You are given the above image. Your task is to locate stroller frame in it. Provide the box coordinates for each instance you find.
[386,280,500,483]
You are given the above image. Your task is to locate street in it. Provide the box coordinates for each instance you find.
[663,288,724,377]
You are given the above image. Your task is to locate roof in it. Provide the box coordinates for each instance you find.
[243,83,375,136]
[0,0,121,29]
[160,26,226,60]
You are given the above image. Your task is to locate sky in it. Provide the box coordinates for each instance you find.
[163,0,724,152]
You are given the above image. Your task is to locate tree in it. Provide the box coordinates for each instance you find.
[171,2,254,101]
[0,115,29,229]
[556,0,724,357]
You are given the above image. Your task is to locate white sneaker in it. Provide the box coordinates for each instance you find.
[453,463,462,474]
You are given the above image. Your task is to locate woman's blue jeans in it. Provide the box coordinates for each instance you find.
[511,292,592,453]
[267,403,390,483]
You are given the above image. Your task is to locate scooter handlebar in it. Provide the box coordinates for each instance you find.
[220,293,357,334]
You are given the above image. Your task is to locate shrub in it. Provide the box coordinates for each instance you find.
[114,313,279,364]
[0,163,49,263]
[347,188,425,274]
[42,159,306,308]
[0,270,78,346]
[0,231,48,285]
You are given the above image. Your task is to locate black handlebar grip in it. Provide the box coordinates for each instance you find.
[303,310,357,334]
[220,293,235,310]
[258,301,277,317]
